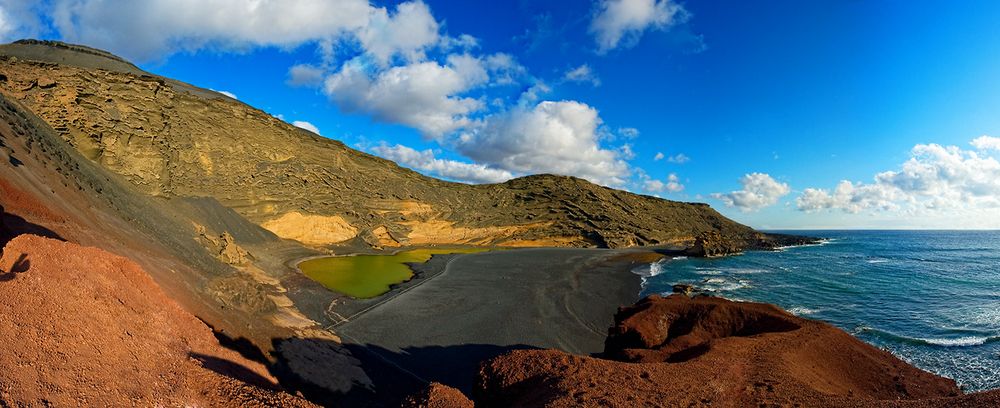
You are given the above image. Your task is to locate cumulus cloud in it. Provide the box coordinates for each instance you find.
[43,0,449,64]
[49,0,373,61]
[797,139,1000,214]
[323,54,488,136]
[971,135,1000,151]
[292,120,320,135]
[653,152,665,161]
[644,173,683,193]
[590,0,688,53]
[287,64,326,87]
[563,64,601,86]
[483,53,527,85]
[453,100,630,186]
[356,1,439,65]
[0,1,46,42]
[712,173,790,212]
[618,127,640,138]
[0,5,14,41]
[667,153,690,164]
[371,143,513,184]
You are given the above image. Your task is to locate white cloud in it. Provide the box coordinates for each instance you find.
[653,152,665,161]
[563,64,601,86]
[0,1,46,42]
[440,33,479,51]
[712,173,790,212]
[618,127,640,138]
[971,135,1000,151]
[483,53,527,85]
[644,173,683,193]
[50,0,373,62]
[287,64,326,87]
[453,100,630,186]
[45,0,447,64]
[590,0,688,53]
[292,120,320,135]
[667,153,690,164]
[323,54,488,136]
[518,81,551,105]
[0,5,13,41]
[209,88,237,99]
[371,143,513,184]
[357,1,439,66]
[797,139,1000,214]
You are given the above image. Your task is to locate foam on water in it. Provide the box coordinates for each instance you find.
[639,230,1000,392]
[788,306,819,316]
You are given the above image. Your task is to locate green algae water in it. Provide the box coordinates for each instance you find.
[299,248,489,299]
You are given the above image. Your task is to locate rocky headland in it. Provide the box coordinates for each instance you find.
[410,295,1000,407]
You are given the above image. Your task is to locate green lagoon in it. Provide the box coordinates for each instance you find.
[299,248,489,299]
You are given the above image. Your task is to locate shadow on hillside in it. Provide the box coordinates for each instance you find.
[190,352,282,391]
[0,209,63,249]
[207,327,537,407]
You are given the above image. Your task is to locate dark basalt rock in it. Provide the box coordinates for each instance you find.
[672,283,696,295]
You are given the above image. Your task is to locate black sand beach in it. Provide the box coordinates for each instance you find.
[334,248,648,393]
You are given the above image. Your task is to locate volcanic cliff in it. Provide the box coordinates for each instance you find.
[410,295,1000,407]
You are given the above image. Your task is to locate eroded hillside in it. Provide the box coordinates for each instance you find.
[0,39,776,250]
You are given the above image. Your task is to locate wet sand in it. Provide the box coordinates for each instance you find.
[333,248,650,393]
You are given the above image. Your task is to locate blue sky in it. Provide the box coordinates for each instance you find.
[3,0,1000,229]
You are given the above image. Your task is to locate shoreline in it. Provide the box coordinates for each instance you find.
[328,247,651,396]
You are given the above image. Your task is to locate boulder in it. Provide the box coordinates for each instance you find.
[37,77,56,89]
[403,383,474,408]
[219,231,251,265]
[671,283,695,296]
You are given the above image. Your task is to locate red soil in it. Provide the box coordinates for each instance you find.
[415,294,999,407]
[0,234,314,407]
[0,177,66,224]
[403,382,475,408]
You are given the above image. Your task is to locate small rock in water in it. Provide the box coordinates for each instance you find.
[672,284,695,296]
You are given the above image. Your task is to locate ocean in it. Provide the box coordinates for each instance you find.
[637,230,1000,392]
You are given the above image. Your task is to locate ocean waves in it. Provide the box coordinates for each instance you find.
[858,326,1000,348]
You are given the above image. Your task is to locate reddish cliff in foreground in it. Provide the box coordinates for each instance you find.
[411,295,1000,408]
[0,234,314,407]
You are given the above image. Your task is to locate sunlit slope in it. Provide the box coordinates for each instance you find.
[0,39,768,250]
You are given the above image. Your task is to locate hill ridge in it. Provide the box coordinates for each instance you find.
[0,39,797,251]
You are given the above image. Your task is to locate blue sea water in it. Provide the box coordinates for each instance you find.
[638,230,1000,392]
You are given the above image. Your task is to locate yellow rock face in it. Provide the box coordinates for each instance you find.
[262,211,358,246]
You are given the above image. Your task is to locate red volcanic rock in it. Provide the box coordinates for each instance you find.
[404,382,475,408]
[473,295,976,407]
[0,235,314,407]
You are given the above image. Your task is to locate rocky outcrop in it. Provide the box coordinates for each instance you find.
[683,230,747,257]
[683,230,822,257]
[671,283,696,295]
[195,225,253,265]
[403,383,475,408]
[421,295,1000,407]
[0,234,314,407]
